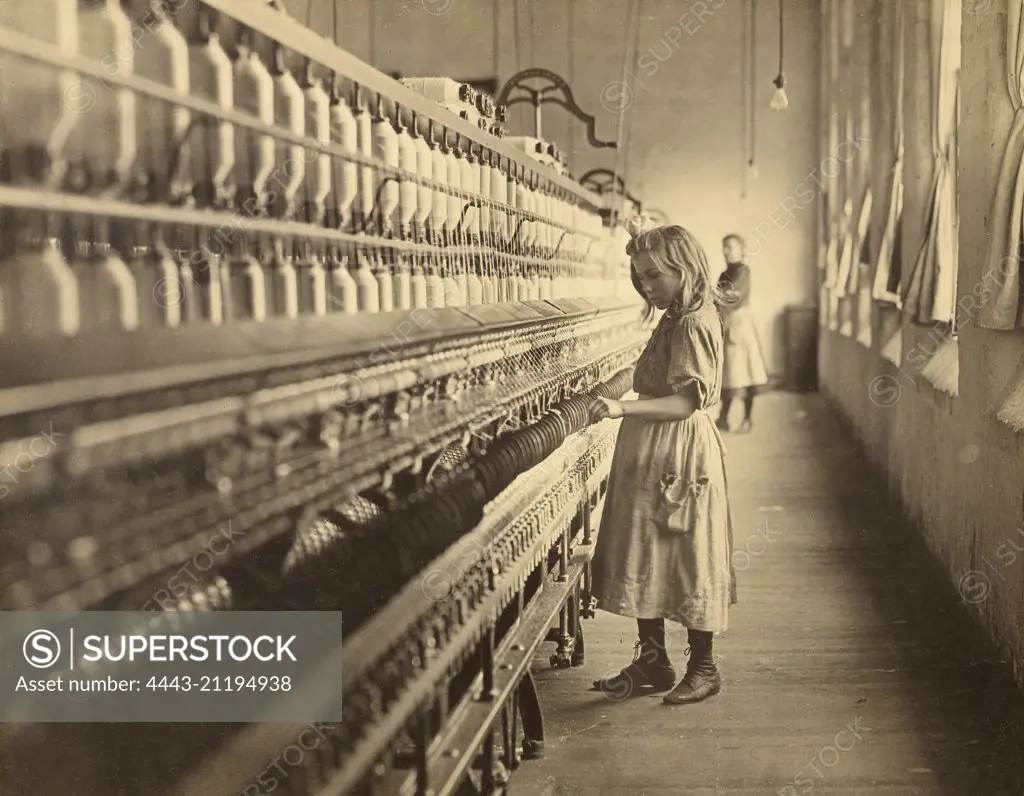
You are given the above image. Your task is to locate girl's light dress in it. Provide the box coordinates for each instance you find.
[591,300,737,632]
[718,262,769,391]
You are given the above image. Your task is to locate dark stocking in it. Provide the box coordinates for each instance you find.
[717,396,733,429]
[637,618,670,666]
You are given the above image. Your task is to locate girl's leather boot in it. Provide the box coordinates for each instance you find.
[663,628,721,705]
[592,618,677,696]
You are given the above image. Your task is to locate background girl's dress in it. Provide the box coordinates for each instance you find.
[718,262,768,391]
[591,301,737,633]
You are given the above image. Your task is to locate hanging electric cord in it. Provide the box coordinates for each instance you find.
[513,0,522,74]
[619,0,643,215]
[567,0,575,165]
[770,0,789,109]
[368,0,377,65]
[775,0,783,82]
[748,0,757,176]
[610,0,640,222]
[609,0,634,219]
[741,0,749,197]
[512,0,523,131]
[493,0,499,82]
[526,0,535,71]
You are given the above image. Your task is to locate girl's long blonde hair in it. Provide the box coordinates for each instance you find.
[625,221,733,322]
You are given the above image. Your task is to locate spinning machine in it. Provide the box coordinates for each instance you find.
[0,2,647,793]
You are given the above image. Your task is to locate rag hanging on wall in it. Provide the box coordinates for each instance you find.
[976,0,1024,330]
[863,0,906,318]
[901,0,960,325]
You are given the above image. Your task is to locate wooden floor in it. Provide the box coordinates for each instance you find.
[515,392,1024,796]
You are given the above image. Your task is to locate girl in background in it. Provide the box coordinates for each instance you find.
[716,234,768,433]
[589,220,737,706]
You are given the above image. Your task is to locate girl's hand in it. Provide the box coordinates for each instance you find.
[589,398,623,423]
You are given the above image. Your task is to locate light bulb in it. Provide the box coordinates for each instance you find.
[770,75,789,110]
[747,162,759,180]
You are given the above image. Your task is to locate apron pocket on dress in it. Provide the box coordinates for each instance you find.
[657,473,712,535]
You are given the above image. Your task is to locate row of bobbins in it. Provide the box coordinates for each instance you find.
[108,366,636,633]
[49,360,637,624]
[267,366,634,631]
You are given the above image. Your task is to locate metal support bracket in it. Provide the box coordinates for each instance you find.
[496,68,617,149]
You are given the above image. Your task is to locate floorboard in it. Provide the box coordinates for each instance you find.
[513,392,1024,796]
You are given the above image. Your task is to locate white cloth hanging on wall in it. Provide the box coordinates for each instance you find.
[819,0,841,328]
[902,0,960,324]
[825,230,841,331]
[839,4,872,299]
[824,227,840,289]
[835,197,855,292]
[874,166,904,303]
[872,0,905,306]
[977,0,1024,330]
[845,188,873,295]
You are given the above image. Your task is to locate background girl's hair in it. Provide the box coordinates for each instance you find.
[626,225,735,322]
[722,233,746,249]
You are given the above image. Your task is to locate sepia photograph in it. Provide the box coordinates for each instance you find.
[0,0,1021,793]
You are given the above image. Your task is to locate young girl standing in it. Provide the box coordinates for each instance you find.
[716,234,769,433]
[589,220,737,706]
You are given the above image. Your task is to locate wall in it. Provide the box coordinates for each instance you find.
[283,0,822,378]
[819,0,1024,688]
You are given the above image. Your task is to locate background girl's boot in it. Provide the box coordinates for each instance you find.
[662,628,721,705]
[592,619,676,696]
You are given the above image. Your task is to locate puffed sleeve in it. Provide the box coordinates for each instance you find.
[666,312,721,408]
